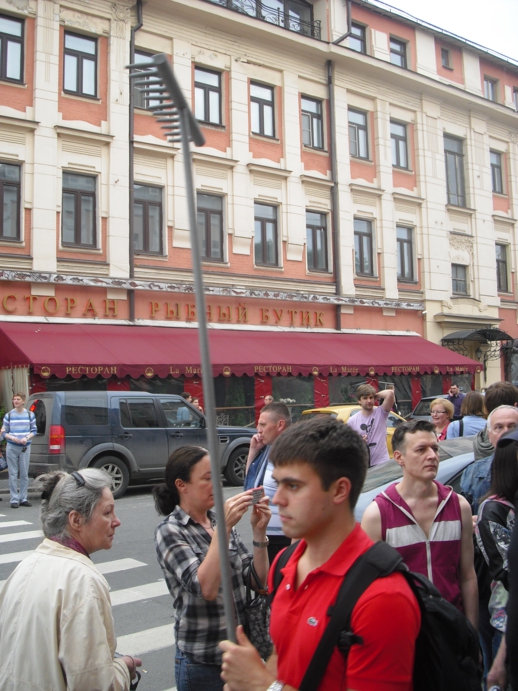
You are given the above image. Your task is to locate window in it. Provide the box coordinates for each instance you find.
[194,67,222,125]
[301,97,323,149]
[0,14,23,82]
[62,172,96,247]
[250,83,275,137]
[0,162,20,241]
[452,264,468,295]
[390,121,408,169]
[441,47,450,68]
[306,211,328,271]
[514,88,518,111]
[133,50,161,109]
[444,135,466,207]
[63,32,97,98]
[120,399,159,428]
[484,77,498,102]
[197,193,223,261]
[396,226,414,281]
[496,244,509,292]
[390,38,407,68]
[254,203,278,266]
[354,218,374,276]
[348,109,369,159]
[490,150,504,194]
[208,0,319,38]
[134,184,163,254]
[349,23,366,53]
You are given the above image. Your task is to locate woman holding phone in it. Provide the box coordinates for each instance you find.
[153,446,270,691]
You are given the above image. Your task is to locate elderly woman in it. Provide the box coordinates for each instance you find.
[430,398,454,441]
[154,445,270,691]
[0,469,141,691]
[446,391,487,439]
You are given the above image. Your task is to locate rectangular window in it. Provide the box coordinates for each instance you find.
[64,32,97,98]
[62,172,96,248]
[197,193,223,261]
[0,14,23,83]
[496,244,509,292]
[390,120,408,169]
[390,38,407,68]
[301,96,323,149]
[348,109,369,159]
[354,218,374,276]
[349,23,366,53]
[194,67,222,125]
[133,50,161,109]
[441,47,450,68]
[306,211,328,272]
[514,88,518,111]
[444,135,466,207]
[484,77,498,102]
[134,184,163,255]
[452,264,468,295]
[254,203,278,266]
[490,150,504,194]
[250,82,275,137]
[396,226,414,281]
[0,162,20,241]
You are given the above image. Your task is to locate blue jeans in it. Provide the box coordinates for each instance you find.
[174,649,224,691]
[6,443,30,504]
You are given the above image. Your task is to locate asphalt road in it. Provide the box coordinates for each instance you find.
[0,482,246,691]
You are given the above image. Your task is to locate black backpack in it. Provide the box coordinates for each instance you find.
[271,540,481,691]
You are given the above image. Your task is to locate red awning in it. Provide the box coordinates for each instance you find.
[0,322,481,379]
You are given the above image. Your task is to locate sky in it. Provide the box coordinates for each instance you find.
[372,0,518,62]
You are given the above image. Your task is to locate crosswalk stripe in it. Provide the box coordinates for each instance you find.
[95,558,147,575]
[111,580,169,606]
[0,520,32,529]
[0,530,43,544]
[0,549,33,564]
[116,624,174,656]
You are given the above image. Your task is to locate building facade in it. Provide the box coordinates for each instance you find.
[0,0,515,420]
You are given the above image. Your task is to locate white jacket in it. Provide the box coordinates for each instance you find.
[0,539,131,691]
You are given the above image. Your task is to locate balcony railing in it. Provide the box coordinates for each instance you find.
[205,0,321,40]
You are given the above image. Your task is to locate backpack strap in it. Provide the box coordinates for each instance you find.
[299,541,404,691]
[459,418,464,437]
[267,540,300,606]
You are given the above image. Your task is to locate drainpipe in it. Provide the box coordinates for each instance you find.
[326,60,342,331]
[128,0,143,322]
[332,0,352,44]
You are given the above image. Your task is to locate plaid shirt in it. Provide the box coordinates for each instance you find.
[155,505,251,664]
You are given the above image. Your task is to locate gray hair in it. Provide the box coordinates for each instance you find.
[38,469,112,540]
[487,405,518,431]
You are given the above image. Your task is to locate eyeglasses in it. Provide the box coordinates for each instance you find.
[71,471,86,488]
[431,410,447,415]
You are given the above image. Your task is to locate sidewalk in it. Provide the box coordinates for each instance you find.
[0,472,40,496]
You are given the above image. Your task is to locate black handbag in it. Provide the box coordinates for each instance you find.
[243,561,273,660]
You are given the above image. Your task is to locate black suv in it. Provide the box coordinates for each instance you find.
[27,392,254,498]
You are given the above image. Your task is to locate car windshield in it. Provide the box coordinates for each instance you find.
[413,399,436,416]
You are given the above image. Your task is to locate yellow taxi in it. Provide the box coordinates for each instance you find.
[300,404,406,458]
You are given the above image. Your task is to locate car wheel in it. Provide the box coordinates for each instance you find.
[224,447,249,486]
[93,456,130,499]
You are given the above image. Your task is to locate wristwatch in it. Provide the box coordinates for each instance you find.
[266,681,285,691]
[253,537,269,548]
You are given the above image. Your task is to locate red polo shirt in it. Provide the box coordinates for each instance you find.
[268,524,420,691]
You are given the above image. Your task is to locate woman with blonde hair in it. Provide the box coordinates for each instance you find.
[447,391,487,439]
[430,397,454,441]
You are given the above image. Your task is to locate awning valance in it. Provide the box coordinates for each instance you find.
[0,322,481,379]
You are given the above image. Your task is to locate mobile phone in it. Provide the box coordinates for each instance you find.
[252,487,265,504]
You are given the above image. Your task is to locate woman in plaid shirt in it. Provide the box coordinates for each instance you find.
[154,446,270,691]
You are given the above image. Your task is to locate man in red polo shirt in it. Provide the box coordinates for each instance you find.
[220,417,420,691]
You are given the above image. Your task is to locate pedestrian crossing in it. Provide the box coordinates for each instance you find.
[0,509,177,691]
